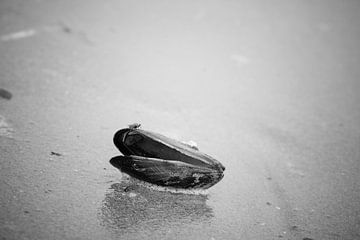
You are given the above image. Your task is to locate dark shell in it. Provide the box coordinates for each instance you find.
[111,128,225,189]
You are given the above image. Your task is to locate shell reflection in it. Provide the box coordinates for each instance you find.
[100,181,213,236]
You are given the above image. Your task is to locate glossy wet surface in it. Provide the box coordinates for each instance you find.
[1,0,360,239]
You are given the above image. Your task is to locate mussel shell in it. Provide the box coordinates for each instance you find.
[110,155,224,189]
[112,128,225,189]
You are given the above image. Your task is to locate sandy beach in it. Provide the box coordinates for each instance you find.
[1,0,360,239]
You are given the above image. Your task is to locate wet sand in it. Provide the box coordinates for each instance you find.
[1,0,360,239]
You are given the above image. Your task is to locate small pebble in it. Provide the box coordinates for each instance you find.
[0,88,12,99]
[128,123,141,129]
[51,151,62,156]
[124,186,135,192]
